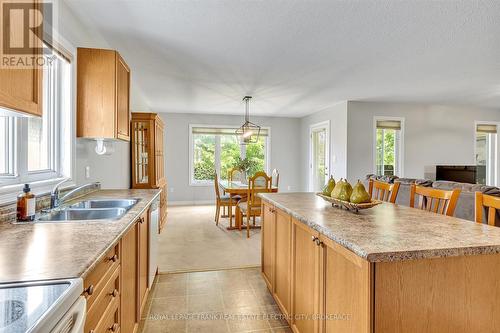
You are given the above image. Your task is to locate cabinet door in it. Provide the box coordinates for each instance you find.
[261,202,276,290]
[320,236,372,333]
[274,208,292,319]
[116,53,130,140]
[154,121,165,186]
[0,0,42,116]
[121,222,139,333]
[291,219,321,333]
[131,120,153,188]
[138,211,149,316]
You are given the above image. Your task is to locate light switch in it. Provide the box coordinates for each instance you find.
[170,188,174,193]
[85,166,91,179]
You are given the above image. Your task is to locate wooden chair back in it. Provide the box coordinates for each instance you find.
[247,171,272,210]
[475,192,500,226]
[369,179,400,203]
[214,172,221,200]
[228,168,244,182]
[272,169,280,188]
[409,184,461,217]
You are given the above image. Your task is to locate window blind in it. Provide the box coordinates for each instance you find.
[192,126,269,137]
[476,124,498,134]
[376,120,401,130]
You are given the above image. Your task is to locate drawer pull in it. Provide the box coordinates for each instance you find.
[139,217,144,224]
[109,289,119,298]
[109,323,119,332]
[312,236,318,242]
[108,254,118,262]
[85,284,94,296]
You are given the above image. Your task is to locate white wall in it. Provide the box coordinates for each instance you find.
[59,0,150,189]
[162,113,301,203]
[299,102,348,191]
[346,101,500,182]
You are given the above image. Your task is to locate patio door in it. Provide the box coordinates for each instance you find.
[309,121,330,192]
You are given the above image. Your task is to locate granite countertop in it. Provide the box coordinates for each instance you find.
[0,189,160,284]
[260,192,500,263]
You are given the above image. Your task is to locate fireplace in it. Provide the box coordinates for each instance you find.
[436,165,485,184]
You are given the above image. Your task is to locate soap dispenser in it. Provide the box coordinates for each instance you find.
[17,184,36,221]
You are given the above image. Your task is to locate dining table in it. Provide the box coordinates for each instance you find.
[218,180,278,230]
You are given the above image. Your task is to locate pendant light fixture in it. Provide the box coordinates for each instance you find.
[236,96,261,145]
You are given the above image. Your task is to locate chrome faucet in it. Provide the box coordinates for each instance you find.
[50,180,101,209]
[50,178,70,209]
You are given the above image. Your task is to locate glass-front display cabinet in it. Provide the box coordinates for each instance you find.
[131,112,167,231]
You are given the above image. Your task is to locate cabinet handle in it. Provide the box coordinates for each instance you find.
[109,323,119,332]
[109,289,119,298]
[108,254,118,262]
[315,238,323,247]
[85,284,94,296]
[139,217,144,224]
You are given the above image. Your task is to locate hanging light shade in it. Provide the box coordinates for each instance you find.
[235,96,261,145]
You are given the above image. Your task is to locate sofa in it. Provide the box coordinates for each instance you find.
[366,174,500,223]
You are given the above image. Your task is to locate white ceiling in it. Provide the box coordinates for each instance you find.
[65,0,500,117]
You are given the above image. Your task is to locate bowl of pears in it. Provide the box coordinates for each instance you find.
[317,176,382,213]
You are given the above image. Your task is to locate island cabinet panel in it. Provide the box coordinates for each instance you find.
[320,236,372,333]
[291,219,321,333]
[121,222,139,333]
[274,208,292,319]
[261,202,276,290]
[374,254,500,333]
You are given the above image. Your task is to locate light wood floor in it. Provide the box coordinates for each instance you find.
[139,268,291,333]
[159,205,261,273]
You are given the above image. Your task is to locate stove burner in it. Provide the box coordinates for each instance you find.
[0,300,25,328]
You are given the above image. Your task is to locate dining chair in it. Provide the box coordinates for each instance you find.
[272,169,280,189]
[368,179,400,203]
[475,192,500,226]
[237,171,272,238]
[228,168,244,182]
[409,184,461,217]
[214,173,237,226]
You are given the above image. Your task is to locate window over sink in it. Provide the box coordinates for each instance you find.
[374,117,404,177]
[189,125,270,185]
[0,46,72,188]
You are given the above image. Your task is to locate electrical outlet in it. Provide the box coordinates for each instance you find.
[287,186,292,191]
[85,166,91,179]
[169,187,174,193]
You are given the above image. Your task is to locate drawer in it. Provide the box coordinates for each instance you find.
[94,295,120,333]
[84,244,120,309]
[85,265,120,333]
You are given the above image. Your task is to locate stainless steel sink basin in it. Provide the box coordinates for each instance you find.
[37,208,127,222]
[68,199,138,209]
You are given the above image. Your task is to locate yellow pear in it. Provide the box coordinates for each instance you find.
[350,180,371,204]
[322,176,336,196]
[338,180,353,202]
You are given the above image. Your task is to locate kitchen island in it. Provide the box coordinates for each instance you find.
[259,192,500,333]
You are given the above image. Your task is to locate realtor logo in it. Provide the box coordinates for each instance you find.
[1,0,53,68]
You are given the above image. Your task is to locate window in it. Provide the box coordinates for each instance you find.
[190,126,270,185]
[476,123,498,186]
[0,48,71,187]
[375,118,404,177]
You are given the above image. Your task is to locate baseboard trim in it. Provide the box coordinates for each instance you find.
[158,265,261,275]
[168,200,213,206]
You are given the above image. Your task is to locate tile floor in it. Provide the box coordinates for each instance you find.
[139,267,292,333]
[159,205,261,273]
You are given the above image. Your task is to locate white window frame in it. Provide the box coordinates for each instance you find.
[0,33,75,204]
[474,121,499,187]
[189,124,271,186]
[373,116,405,177]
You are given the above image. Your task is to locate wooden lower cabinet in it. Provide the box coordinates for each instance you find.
[261,202,276,289]
[121,222,139,333]
[138,211,150,313]
[291,220,321,333]
[84,210,152,333]
[274,208,292,319]
[320,236,372,333]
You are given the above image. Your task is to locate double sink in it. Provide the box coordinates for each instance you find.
[38,199,138,222]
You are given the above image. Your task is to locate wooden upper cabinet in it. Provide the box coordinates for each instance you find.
[0,0,43,116]
[77,47,130,141]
